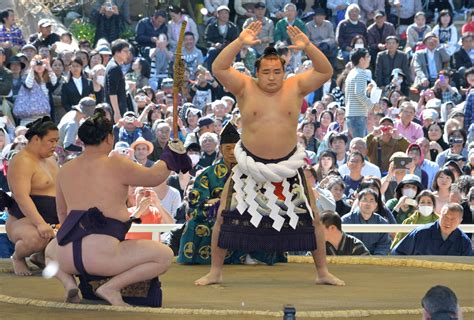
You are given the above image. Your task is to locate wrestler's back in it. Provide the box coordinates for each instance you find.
[8,151,57,196]
[238,78,301,159]
[58,155,130,221]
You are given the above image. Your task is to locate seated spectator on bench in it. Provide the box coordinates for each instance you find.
[392,203,472,256]
[341,189,391,255]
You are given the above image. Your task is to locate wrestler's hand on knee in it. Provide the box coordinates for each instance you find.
[37,222,55,239]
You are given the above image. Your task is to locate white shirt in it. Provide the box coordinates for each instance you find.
[72,76,83,95]
[339,161,382,178]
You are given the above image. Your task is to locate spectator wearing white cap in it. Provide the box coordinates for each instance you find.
[204,5,239,70]
[29,19,60,50]
[211,99,231,122]
[113,110,154,145]
[20,44,37,63]
[184,106,202,134]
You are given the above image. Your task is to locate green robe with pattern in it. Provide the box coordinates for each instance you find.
[177,159,286,265]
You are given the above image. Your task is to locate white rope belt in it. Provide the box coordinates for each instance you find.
[232,141,312,231]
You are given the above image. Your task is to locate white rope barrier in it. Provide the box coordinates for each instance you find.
[0,224,184,241]
[1,224,474,239]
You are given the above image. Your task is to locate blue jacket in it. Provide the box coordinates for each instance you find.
[341,210,391,255]
[135,17,167,47]
[391,221,473,256]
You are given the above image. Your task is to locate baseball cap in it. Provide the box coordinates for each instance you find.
[422,109,439,121]
[425,98,441,110]
[423,32,438,44]
[38,19,52,28]
[379,117,394,126]
[313,8,326,16]
[198,116,215,128]
[374,10,386,18]
[21,44,37,52]
[254,2,266,9]
[217,5,230,12]
[97,46,112,55]
[123,111,137,118]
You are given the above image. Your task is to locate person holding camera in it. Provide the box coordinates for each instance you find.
[366,117,410,174]
[13,55,57,126]
[436,129,468,167]
[386,174,424,223]
[113,111,154,146]
[432,71,462,105]
[135,10,168,49]
[125,187,175,240]
[391,190,439,248]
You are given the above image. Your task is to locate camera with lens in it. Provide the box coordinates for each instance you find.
[35,60,44,66]
[448,137,464,145]
[311,108,317,114]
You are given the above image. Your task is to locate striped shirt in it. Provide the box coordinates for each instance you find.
[344,67,373,117]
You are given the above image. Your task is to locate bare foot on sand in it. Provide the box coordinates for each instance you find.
[95,285,130,306]
[194,272,223,286]
[65,287,81,303]
[315,273,345,286]
[29,251,46,269]
[11,254,32,276]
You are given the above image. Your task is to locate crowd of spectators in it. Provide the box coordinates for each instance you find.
[0,0,473,259]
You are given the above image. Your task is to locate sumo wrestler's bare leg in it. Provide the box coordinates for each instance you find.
[194,179,232,286]
[6,216,49,276]
[45,239,81,303]
[83,239,173,306]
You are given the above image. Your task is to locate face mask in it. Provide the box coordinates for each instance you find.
[189,154,200,167]
[402,188,417,199]
[418,205,433,217]
[354,43,364,49]
[96,75,105,86]
[396,79,403,85]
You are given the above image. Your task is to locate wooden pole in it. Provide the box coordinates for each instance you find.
[172,20,187,141]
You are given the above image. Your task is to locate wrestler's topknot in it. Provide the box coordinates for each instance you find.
[254,45,286,72]
[25,116,58,141]
[78,111,113,146]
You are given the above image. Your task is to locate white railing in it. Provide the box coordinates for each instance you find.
[1,224,474,241]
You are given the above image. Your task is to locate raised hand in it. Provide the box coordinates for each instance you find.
[287,25,310,50]
[238,21,262,46]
